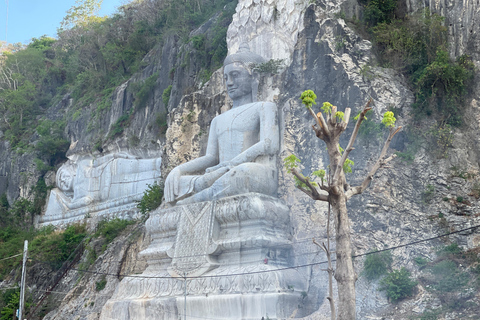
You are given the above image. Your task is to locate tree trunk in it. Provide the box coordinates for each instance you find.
[331,192,357,320]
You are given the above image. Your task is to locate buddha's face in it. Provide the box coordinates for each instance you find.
[57,165,75,192]
[224,62,253,102]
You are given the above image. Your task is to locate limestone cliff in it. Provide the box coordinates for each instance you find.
[1,0,480,319]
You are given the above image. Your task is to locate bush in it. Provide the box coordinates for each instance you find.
[162,85,173,106]
[29,223,87,268]
[134,72,158,109]
[35,120,69,166]
[430,260,469,292]
[363,250,393,280]
[95,276,107,291]
[371,11,474,126]
[95,218,135,244]
[436,243,462,257]
[137,183,163,215]
[379,267,417,302]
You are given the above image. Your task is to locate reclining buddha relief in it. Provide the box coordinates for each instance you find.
[40,152,162,226]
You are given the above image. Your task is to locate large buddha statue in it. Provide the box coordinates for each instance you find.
[41,153,162,224]
[165,45,280,205]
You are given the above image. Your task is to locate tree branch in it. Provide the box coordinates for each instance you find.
[307,107,330,137]
[346,126,402,199]
[332,99,372,185]
[291,168,329,201]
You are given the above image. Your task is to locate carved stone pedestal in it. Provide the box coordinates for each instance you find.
[100,193,307,320]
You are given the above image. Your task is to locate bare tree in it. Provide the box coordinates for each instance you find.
[284,90,402,320]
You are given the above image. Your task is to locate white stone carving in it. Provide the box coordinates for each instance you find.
[227,0,308,64]
[100,194,308,320]
[40,153,161,226]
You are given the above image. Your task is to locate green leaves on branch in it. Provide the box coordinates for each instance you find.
[300,90,317,109]
[284,155,327,188]
[322,102,333,114]
[283,154,301,173]
[312,169,326,184]
[335,111,345,121]
[137,183,163,216]
[338,145,355,174]
[382,111,396,128]
[343,158,354,174]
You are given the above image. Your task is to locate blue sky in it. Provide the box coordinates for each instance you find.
[0,0,123,44]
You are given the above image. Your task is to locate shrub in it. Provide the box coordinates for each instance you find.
[134,72,158,109]
[371,11,474,126]
[95,276,107,291]
[95,218,135,244]
[162,85,173,106]
[363,250,393,280]
[35,120,69,166]
[29,223,87,268]
[430,260,469,292]
[379,267,417,302]
[414,256,429,267]
[436,243,462,257]
[137,183,163,215]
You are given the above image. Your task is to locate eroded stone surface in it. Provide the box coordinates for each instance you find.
[100,193,309,320]
[39,153,161,226]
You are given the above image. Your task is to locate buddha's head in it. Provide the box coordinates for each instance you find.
[56,163,76,193]
[223,44,266,107]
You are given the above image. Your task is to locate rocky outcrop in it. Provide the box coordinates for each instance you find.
[5,0,480,319]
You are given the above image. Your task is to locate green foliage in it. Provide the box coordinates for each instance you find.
[29,224,87,268]
[162,85,173,106]
[133,73,158,109]
[155,112,168,135]
[95,276,107,291]
[343,158,354,174]
[60,0,104,30]
[312,170,326,184]
[379,267,417,302]
[0,291,20,320]
[381,111,396,128]
[300,90,317,109]
[95,218,135,244]
[32,178,48,215]
[137,183,164,215]
[363,250,393,280]
[35,120,69,165]
[254,59,285,74]
[413,51,474,126]
[427,124,453,158]
[107,112,131,140]
[1,0,237,151]
[436,243,462,257]
[321,102,333,114]
[422,184,435,204]
[338,145,354,173]
[335,111,345,121]
[414,256,429,267]
[371,11,474,126]
[363,0,397,27]
[283,154,301,173]
[429,260,469,292]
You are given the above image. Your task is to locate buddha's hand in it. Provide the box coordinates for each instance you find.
[205,161,233,174]
[165,167,181,203]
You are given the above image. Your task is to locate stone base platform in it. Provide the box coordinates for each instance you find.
[100,193,309,320]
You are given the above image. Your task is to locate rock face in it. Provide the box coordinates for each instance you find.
[11,0,480,319]
[227,0,308,64]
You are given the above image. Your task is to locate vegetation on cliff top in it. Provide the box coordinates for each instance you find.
[0,0,236,156]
